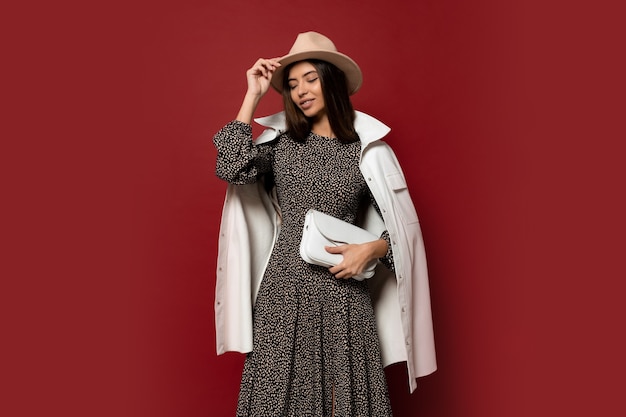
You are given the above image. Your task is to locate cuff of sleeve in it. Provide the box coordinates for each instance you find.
[379,230,395,272]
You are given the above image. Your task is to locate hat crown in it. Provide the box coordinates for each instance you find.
[287,32,338,55]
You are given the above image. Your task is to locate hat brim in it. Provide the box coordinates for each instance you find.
[270,50,362,95]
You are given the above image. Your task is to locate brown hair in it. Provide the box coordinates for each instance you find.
[281,60,359,143]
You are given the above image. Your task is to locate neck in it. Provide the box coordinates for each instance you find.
[310,115,334,138]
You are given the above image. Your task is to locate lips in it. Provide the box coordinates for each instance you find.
[299,99,314,110]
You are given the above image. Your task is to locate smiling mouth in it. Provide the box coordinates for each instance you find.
[300,99,314,109]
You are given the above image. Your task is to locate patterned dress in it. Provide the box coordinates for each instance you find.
[214,121,394,417]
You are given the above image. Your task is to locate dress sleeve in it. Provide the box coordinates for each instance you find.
[368,192,395,272]
[213,120,275,185]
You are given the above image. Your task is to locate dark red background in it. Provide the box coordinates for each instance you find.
[3,0,625,416]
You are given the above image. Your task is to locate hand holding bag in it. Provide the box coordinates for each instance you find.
[299,209,379,280]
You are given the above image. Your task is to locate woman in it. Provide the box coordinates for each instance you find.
[213,32,436,416]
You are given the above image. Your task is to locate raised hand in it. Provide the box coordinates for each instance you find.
[236,58,281,124]
[245,58,282,97]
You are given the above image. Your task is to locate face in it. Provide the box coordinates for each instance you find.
[287,61,326,120]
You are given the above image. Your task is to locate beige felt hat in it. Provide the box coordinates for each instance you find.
[270,31,362,95]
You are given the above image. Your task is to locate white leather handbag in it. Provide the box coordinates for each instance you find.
[299,209,379,280]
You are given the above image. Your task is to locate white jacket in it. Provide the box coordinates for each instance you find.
[214,111,436,392]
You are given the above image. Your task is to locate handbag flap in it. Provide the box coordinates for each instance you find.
[310,210,378,245]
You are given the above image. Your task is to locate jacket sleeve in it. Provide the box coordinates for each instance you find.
[213,121,275,185]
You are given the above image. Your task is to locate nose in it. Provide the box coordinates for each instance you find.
[297,83,308,97]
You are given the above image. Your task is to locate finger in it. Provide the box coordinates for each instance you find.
[330,268,349,279]
[259,65,275,79]
[248,65,266,78]
[256,63,269,78]
[252,60,273,77]
[258,59,279,72]
[335,271,352,280]
[324,245,344,254]
[332,269,344,279]
[329,266,352,280]
[264,58,282,69]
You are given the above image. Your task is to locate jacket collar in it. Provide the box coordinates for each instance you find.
[253,111,391,148]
